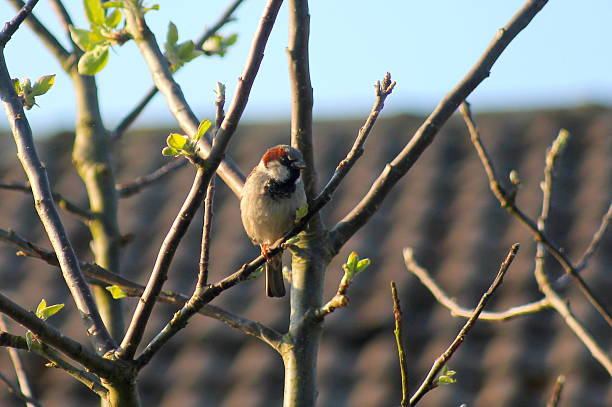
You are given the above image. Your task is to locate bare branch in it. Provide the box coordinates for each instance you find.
[0,371,43,407]
[546,375,565,407]
[0,292,118,378]
[6,0,71,67]
[574,202,611,272]
[195,0,245,49]
[533,134,612,376]
[0,181,93,222]
[0,51,115,354]
[115,160,188,198]
[0,329,107,396]
[403,247,552,321]
[0,0,40,46]
[390,282,409,407]
[118,168,208,360]
[410,244,520,406]
[0,317,37,407]
[111,0,244,140]
[459,102,612,326]
[329,0,550,254]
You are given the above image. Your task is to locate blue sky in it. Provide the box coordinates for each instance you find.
[1,0,611,136]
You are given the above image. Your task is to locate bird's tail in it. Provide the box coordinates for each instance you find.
[265,252,285,298]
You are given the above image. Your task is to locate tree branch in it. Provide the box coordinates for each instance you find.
[0,292,119,378]
[118,168,208,360]
[115,160,188,198]
[403,247,552,321]
[410,243,520,406]
[459,101,612,326]
[574,202,611,273]
[533,134,612,376]
[0,371,43,407]
[545,375,565,407]
[0,317,37,407]
[329,0,550,254]
[0,329,107,396]
[6,0,72,68]
[111,0,245,141]
[0,181,93,222]
[0,0,40,46]
[0,51,115,354]
[391,281,409,407]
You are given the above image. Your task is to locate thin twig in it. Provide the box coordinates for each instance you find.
[118,168,208,360]
[574,202,611,272]
[195,0,245,49]
[0,371,44,407]
[313,267,354,320]
[111,0,244,141]
[533,134,612,376]
[0,51,115,354]
[403,247,552,321]
[391,281,409,407]
[459,102,612,326]
[410,244,520,406]
[0,182,93,222]
[0,317,37,407]
[0,329,107,396]
[6,0,71,67]
[545,375,565,407]
[0,0,40,46]
[0,292,118,378]
[329,0,550,256]
[115,160,188,198]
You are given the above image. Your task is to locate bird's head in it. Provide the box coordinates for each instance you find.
[259,145,305,182]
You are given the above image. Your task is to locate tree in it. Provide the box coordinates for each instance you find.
[0,0,610,406]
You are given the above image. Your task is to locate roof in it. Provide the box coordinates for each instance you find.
[0,106,610,406]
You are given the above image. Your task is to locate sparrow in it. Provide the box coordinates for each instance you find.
[240,145,307,297]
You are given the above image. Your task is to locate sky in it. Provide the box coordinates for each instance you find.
[1,0,612,137]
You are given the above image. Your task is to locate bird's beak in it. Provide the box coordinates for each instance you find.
[292,160,306,169]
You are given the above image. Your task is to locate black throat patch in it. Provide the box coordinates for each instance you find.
[264,167,300,200]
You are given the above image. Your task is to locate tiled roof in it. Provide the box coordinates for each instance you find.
[0,106,610,406]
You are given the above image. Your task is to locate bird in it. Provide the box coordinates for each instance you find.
[240,145,307,297]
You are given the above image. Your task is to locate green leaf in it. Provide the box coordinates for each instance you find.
[285,236,301,245]
[194,119,212,141]
[102,1,124,8]
[84,0,105,26]
[355,258,371,274]
[105,8,122,29]
[21,77,31,94]
[347,252,359,271]
[202,35,222,54]
[69,26,104,51]
[78,45,110,75]
[35,299,64,320]
[12,78,22,94]
[32,74,56,96]
[437,375,457,385]
[25,331,34,350]
[167,22,178,45]
[177,41,196,61]
[295,204,308,222]
[39,304,64,320]
[223,33,238,47]
[167,133,188,150]
[106,285,127,299]
[162,147,178,156]
[36,299,47,316]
